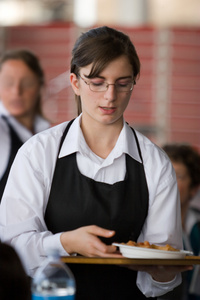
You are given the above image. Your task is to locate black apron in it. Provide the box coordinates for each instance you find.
[45,120,156,300]
[0,116,23,201]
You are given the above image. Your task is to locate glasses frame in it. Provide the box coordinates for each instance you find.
[78,75,136,93]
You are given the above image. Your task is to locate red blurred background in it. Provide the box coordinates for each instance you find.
[1,23,199,150]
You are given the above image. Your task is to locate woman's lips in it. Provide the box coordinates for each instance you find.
[99,106,117,114]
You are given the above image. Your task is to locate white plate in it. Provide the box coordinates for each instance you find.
[112,243,193,259]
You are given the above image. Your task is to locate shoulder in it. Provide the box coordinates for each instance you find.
[132,129,176,193]
[0,116,9,130]
[19,121,69,156]
[134,129,171,167]
[0,117,9,140]
[34,115,51,132]
[12,121,71,178]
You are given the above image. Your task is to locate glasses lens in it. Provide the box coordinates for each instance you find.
[89,81,134,92]
[89,82,107,92]
[116,82,133,92]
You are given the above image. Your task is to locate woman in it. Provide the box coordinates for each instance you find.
[0,49,50,200]
[162,143,200,300]
[0,27,192,299]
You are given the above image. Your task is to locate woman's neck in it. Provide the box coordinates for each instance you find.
[15,114,35,134]
[80,116,123,159]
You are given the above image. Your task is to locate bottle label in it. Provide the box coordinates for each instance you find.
[32,295,75,300]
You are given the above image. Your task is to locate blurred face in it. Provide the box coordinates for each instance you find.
[70,55,134,126]
[0,59,41,118]
[172,161,195,207]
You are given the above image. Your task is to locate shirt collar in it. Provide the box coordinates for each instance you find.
[59,115,142,164]
[59,115,81,158]
[0,101,9,117]
[113,121,142,163]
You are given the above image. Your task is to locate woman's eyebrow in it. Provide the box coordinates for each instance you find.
[116,76,133,80]
[84,75,133,80]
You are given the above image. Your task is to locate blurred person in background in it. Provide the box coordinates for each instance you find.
[190,187,200,217]
[0,49,50,201]
[161,143,200,300]
[0,241,31,300]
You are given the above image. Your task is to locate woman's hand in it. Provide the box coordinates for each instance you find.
[60,225,122,257]
[124,264,193,282]
[61,228,193,283]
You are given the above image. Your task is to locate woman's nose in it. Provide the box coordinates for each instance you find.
[104,84,116,100]
[11,83,22,95]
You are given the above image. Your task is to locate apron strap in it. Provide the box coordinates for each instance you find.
[57,119,75,154]
[130,127,143,163]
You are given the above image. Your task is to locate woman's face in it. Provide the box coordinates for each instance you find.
[172,161,195,207]
[70,55,134,126]
[0,59,41,118]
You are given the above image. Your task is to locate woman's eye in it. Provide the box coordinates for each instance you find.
[117,82,130,87]
[90,82,104,87]
[22,80,36,88]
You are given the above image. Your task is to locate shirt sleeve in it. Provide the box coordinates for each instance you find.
[136,144,183,297]
[0,133,67,277]
[137,272,182,298]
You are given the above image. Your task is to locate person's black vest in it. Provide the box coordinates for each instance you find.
[45,120,156,300]
[0,117,23,201]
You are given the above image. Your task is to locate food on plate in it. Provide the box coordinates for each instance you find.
[123,240,179,252]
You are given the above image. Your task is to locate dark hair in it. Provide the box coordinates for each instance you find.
[0,242,31,300]
[71,26,140,115]
[0,49,45,116]
[163,143,200,189]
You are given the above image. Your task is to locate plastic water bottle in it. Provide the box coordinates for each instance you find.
[31,249,76,299]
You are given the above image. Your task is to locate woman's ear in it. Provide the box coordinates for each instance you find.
[70,73,80,95]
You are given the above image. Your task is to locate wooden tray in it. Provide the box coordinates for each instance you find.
[61,256,200,265]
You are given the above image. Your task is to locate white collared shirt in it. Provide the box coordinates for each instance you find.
[0,101,50,179]
[0,115,182,297]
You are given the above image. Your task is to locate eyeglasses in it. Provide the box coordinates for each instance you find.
[1,79,38,90]
[79,75,136,93]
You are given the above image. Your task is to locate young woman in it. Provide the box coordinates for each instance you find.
[0,49,50,200]
[0,27,192,300]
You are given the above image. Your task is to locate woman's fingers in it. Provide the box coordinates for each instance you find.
[61,225,118,257]
[124,264,194,282]
[87,225,115,238]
